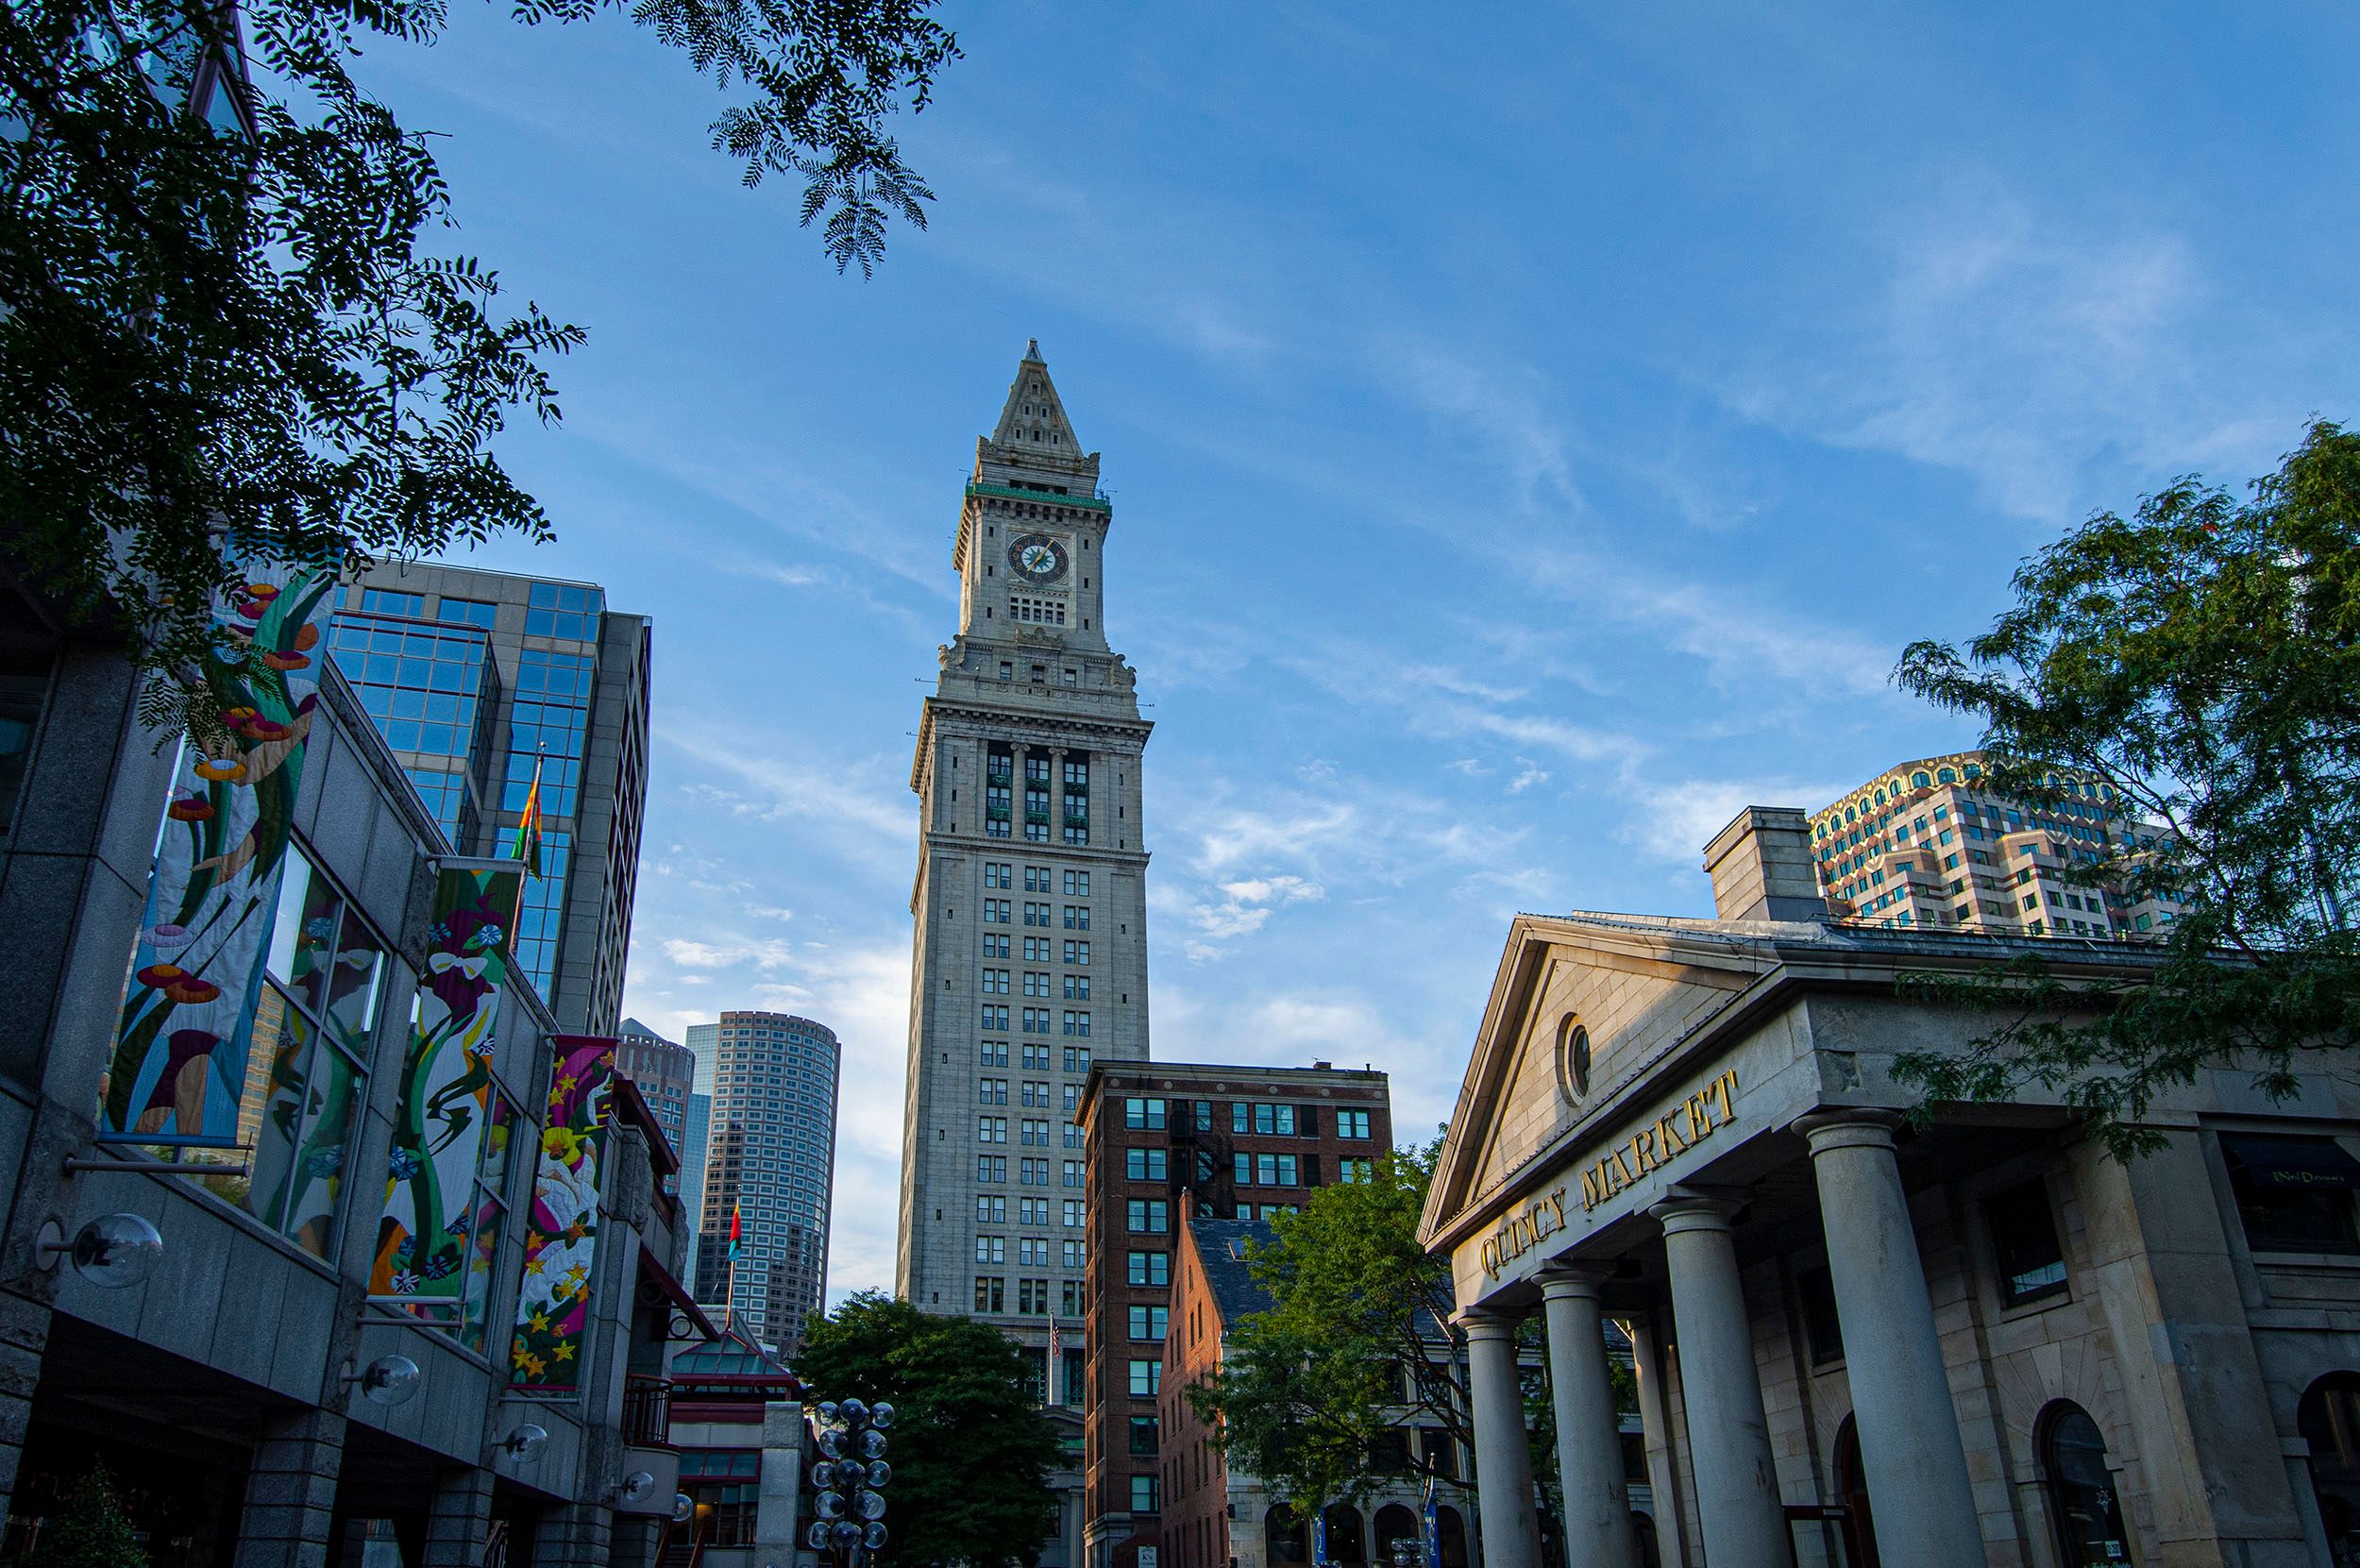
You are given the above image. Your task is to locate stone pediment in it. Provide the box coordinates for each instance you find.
[1419,915,1772,1247]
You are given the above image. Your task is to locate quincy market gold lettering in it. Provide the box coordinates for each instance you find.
[1579,1068,1740,1213]
[1480,1189,1568,1279]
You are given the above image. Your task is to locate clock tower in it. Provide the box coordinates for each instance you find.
[898,345,1152,1527]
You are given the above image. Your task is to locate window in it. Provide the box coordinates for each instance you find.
[1063,975,1091,1000]
[1021,1080,1051,1107]
[981,1040,1009,1067]
[1796,1265,1844,1366]
[1020,1119,1050,1146]
[1129,1359,1161,1397]
[1129,1416,1160,1457]
[1063,1045,1092,1073]
[208,845,388,1259]
[1022,971,1049,997]
[1339,1157,1375,1184]
[1130,1475,1159,1513]
[982,1004,1009,1030]
[985,862,1011,888]
[1063,1161,1085,1188]
[2302,1374,2360,1560]
[1019,1277,1051,1314]
[973,1277,1004,1312]
[975,1236,1005,1263]
[977,1155,1006,1182]
[1063,1240,1085,1270]
[1338,1109,1372,1139]
[2038,1404,2134,1565]
[1022,1007,1051,1033]
[1064,869,1091,895]
[1064,904,1090,930]
[978,1117,1008,1143]
[984,899,1010,922]
[981,932,1010,958]
[1984,1177,2069,1306]
[1064,1199,1085,1226]
[1124,1097,1166,1130]
[1128,1251,1170,1286]
[976,1196,1006,1223]
[524,580,602,640]
[978,1077,1007,1104]
[982,968,1009,993]
[1022,1042,1051,1071]
[1128,1305,1168,1340]
[1025,866,1052,892]
[1127,1199,1169,1233]
[1020,1157,1049,1186]
[2223,1133,2360,1254]
[1126,1148,1169,1181]
[1234,1102,1298,1136]
[1024,902,1050,926]
[1063,1010,1090,1037]
[1066,940,1090,965]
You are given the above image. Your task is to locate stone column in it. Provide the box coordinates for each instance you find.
[1457,1308,1540,1568]
[1537,1269,1638,1567]
[1647,1196,1785,1564]
[420,1467,495,1568]
[0,1291,51,1541]
[1796,1114,1982,1568]
[233,1408,347,1568]
[1622,1315,1692,1568]
[532,1501,613,1568]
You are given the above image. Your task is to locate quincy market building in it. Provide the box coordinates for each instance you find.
[1419,806,2360,1568]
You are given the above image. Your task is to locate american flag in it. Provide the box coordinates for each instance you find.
[1047,1319,1061,1406]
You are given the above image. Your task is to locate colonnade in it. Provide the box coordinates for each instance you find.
[1457,1111,1984,1568]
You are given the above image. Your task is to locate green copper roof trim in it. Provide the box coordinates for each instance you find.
[966,482,1111,513]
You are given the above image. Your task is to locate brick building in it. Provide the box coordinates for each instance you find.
[1075,1061,1392,1568]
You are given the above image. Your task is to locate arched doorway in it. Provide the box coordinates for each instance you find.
[1834,1415,1880,1568]
[2038,1402,2134,1565]
[1631,1511,1663,1568]
[1435,1504,1470,1568]
[1266,1505,1308,1564]
[1322,1503,1367,1563]
[2299,1372,2360,1561]
[1372,1504,1419,1567]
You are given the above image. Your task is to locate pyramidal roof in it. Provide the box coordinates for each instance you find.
[989,339,1085,460]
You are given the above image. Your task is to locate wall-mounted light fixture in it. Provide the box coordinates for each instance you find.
[35,1214,163,1289]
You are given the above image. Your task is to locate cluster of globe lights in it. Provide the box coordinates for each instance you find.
[807,1398,892,1555]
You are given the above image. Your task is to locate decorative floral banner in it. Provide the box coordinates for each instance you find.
[510,1034,615,1392]
[100,561,337,1146]
[370,861,522,1318]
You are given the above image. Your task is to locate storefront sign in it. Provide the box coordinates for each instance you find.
[1480,1188,1568,1278]
[1579,1068,1741,1212]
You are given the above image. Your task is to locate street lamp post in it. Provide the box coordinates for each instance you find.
[806,1397,894,1564]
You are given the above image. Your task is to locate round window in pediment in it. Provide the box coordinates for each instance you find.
[1555,1016,1593,1103]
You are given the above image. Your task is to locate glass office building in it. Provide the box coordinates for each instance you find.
[327,565,650,1034]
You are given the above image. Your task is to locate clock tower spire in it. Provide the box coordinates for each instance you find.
[899,348,1153,1523]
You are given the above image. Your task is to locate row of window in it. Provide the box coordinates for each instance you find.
[985,863,1091,894]
[978,1006,1092,1035]
[972,1235,1087,1268]
[975,1156,1086,1187]
[977,936,1093,964]
[977,1078,1083,1112]
[1120,1096,1374,1138]
[976,1195,1087,1224]
[978,969,1093,998]
[971,1276,1083,1315]
[976,1042,1091,1072]
[980,901,1092,929]
[976,1117,1084,1147]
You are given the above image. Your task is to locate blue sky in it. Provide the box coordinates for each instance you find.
[361,3,2360,1301]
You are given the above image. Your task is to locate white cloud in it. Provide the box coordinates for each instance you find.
[1507,767,1550,795]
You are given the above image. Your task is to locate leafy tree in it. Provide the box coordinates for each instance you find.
[1894,420,2360,1155]
[795,1290,1063,1568]
[0,0,956,740]
[1188,1141,1631,1530]
[25,1464,147,1568]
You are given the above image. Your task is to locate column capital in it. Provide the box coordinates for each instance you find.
[1535,1263,1612,1302]
[1452,1306,1524,1340]
[1646,1190,1742,1237]
[1792,1108,1907,1155]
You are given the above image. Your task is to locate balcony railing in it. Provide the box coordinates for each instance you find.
[622,1374,673,1447]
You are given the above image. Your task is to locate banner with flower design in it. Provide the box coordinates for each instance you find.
[370,860,522,1318]
[509,1034,615,1393]
[100,560,338,1146]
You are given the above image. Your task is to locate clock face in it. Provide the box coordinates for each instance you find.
[1007,533,1070,585]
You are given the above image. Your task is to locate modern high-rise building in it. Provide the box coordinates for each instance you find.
[325,563,651,1033]
[1074,1062,1392,1568]
[616,1016,697,1156]
[681,1088,712,1287]
[692,1010,841,1355]
[896,343,1155,1357]
[1807,750,2184,938]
